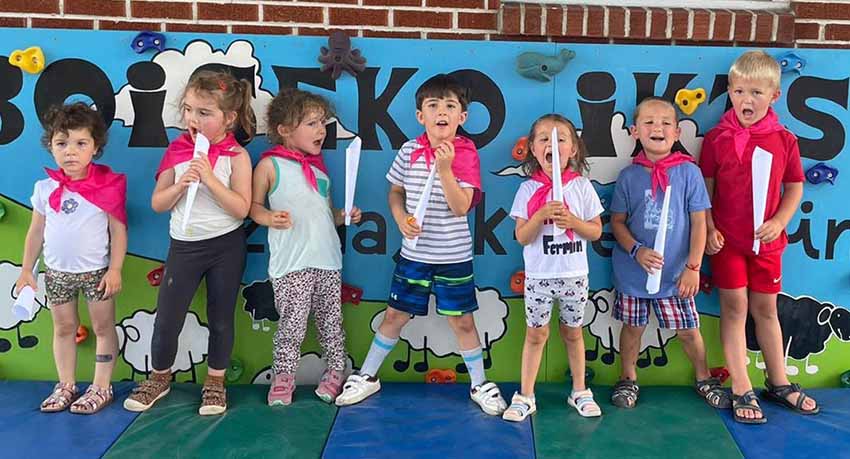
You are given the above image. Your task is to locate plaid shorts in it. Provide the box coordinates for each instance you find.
[45,267,108,305]
[613,291,699,329]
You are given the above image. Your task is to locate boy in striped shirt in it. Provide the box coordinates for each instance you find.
[335,74,507,416]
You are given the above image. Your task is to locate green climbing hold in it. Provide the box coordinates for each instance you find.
[226,357,244,383]
[0,201,5,221]
[841,370,850,388]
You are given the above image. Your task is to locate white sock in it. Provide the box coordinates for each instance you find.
[358,332,397,378]
[461,347,486,388]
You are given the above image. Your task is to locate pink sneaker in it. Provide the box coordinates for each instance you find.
[268,373,295,406]
[315,369,344,403]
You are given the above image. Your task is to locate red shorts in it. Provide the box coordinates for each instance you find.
[710,245,783,293]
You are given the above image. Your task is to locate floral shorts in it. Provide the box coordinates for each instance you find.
[45,267,108,305]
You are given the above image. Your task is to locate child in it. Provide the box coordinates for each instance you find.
[503,114,604,421]
[335,74,507,416]
[609,97,730,410]
[251,88,362,406]
[700,50,816,424]
[16,102,127,414]
[124,70,255,416]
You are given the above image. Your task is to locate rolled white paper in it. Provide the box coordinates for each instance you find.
[751,146,773,255]
[344,137,362,226]
[550,126,565,236]
[181,132,210,233]
[409,166,437,249]
[646,185,672,295]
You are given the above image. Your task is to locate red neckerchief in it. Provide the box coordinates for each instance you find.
[714,107,785,163]
[155,132,240,179]
[260,146,329,193]
[526,168,581,240]
[410,133,482,208]
[632,150,694,198]
[45,163,127,224]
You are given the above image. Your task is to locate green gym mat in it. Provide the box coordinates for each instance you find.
[532,384,743,459]
[104,383,337,459]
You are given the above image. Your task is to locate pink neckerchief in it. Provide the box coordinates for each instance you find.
[260,146,329,193]
[410,133,482,208]
[155,132,240,180]
[45,163,127,225]
[714,107,785,163]
[632,150,694,198]
[526,168,581,240]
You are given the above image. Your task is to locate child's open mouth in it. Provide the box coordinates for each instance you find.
[313,139,323,146]
[436,120,449,127]
[545,153,553,164]
[649,135,665,142]
[742,108,754,117]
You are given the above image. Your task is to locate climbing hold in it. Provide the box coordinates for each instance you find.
[710,366,730,384]
[674,88,706,116]
[341,283,363,306]
[131,31,166,54]
[75,325,89,344]
[8,46,45,74]
[841,370,850,388]
[699,272,713,295]
[146,265,165,287]
[776,51,806,74]
[226,357,244,383]
[510,271,525,294]
[318,30,366,80]
[512,136,528,161]
[516,49,575,82]
[0,201,5,221]
[805,162,838,185]
[425,368,457,384]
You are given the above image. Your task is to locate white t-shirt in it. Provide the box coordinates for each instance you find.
[509,176,604,279]
[31,178,111,273]
[169,156,243,241]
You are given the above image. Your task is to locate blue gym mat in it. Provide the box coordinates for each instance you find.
[0,380,140,459]
[719,388,850,459]
[323,383,534,459]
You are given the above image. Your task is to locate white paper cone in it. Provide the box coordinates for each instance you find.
[11,285,36,321]
[181,133,210,232]
[551,126,565,237]
[646,185,672,294]
[751,147,773,255]
[409,166,437,249]
[344,137,362,226]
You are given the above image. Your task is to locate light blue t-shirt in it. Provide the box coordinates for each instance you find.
[610,162,710,298]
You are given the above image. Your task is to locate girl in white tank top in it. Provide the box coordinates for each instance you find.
[250,88,362,406]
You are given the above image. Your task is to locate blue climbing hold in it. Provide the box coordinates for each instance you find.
[776,51,806,74]
[516,49,575,82]
[131,31,166,53]
[805,162,838,185]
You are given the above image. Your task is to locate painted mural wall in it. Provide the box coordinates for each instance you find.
[1,29,848,388]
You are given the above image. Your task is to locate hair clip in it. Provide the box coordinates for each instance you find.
[218,80,227,91]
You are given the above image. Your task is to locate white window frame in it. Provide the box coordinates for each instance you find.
[512,0,790,11]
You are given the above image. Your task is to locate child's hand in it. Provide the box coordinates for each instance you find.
[434,141,455,173]
[553,204,578,230]
[346,206,363,224]
[14,272,37,295]
[269,211,292,229]
[190,154,215,184]
[678,268,699,298]
[756,218,783,244]
[706,228,725,255]
[636,247,664,274]
[535,201,561,222]
[177,168,201,190]
[397,214,422,239]
[98,268,122,299]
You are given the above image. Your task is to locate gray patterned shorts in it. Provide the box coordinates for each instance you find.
[45,267,108,305]
[524,276,589,328]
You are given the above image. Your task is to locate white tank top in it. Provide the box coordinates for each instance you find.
[169,156,243,241]
[267,157,342,278]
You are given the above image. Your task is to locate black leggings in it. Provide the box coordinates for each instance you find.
[151,227,246,371]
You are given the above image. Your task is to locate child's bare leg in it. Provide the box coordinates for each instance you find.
[749,291,817,411]
[619,325,645,381]
[719,287,761,420]
[559,324,586,392]
[378,306,412,339]
[87,298,118,388]
[676,328,710,380]
[51,301,80,385]
[520,326,548,396]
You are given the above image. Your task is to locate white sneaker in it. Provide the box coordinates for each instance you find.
[334,374,381,407]
[471,381,507,416]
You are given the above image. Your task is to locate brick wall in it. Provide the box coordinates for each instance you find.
[0,0,847,47]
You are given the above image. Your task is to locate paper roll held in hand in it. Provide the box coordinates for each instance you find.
[181,133,210,233]
[646,185,672,295]
[409,166,437,249]
[550,126,565,237]
[751,146,772,255]
[344,137,362,226]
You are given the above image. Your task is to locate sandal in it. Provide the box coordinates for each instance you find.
[695,377,732,409]
[40,382,79,412]
[732,390,767,424]
[611,379,639,409]
[70,384,113,415]
[569,388,602,417]
[502,392,536,422]
[762,381,820,415]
